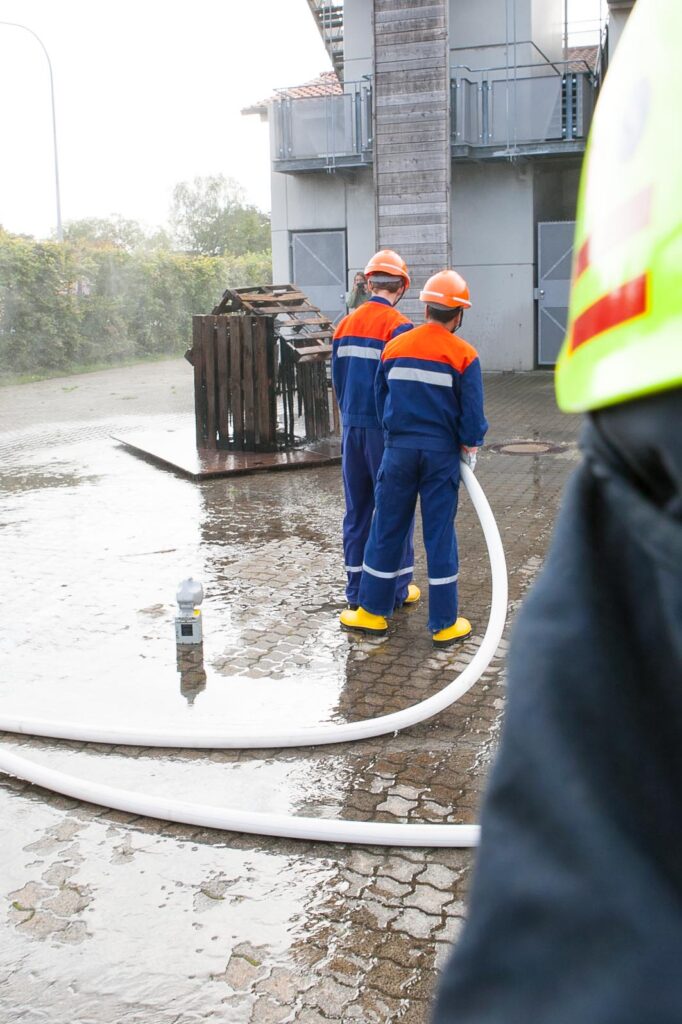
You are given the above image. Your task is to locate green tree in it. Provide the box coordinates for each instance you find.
[170,175,270,257]
[0,221,272,379]
[62,216,172,253]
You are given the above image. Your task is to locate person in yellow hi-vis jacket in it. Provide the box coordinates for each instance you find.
[432,0,682,1020]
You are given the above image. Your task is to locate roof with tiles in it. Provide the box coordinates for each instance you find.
[243,50,599,119]
[242,71,341,117]
[566,45,599,73]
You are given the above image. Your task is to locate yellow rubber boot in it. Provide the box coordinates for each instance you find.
[401,583,421,606]
[339,606,389,636]
[432,617,472,648]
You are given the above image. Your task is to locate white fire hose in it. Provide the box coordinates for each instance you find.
[0,464,507,846]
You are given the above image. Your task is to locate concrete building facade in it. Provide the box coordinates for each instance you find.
[249,0,634,370]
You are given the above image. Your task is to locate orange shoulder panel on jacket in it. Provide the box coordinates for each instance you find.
[335,299,409,341]
[382,323,478,372]
[333,313,350,340]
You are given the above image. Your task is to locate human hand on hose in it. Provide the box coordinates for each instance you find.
[461,446,478,472]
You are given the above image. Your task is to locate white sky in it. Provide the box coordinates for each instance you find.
[0,0,603,241]
[0,0,330,239]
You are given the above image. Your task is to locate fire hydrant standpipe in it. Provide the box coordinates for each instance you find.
[0,465,507,847]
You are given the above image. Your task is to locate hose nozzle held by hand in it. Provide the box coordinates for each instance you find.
[461,446,478,472]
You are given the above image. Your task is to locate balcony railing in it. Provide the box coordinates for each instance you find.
[451,67,595,151]
[273,81,372,171]
[272,67,595,170]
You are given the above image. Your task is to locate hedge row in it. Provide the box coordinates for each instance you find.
[0,230,272,376]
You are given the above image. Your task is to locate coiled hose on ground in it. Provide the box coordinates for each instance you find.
[0,464,507,846]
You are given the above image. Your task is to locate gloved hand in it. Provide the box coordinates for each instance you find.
[460,446,478,472]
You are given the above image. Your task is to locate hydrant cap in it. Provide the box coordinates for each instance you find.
[176,578,204,608]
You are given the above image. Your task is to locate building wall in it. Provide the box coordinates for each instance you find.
[270,169,345,284]
[449,0,527,49]
[270,164,375,291]
[343,0,373,83]
[607,10,631,60]
[529,0,563,63]
[346,170,376,278]
[450,157,581,371]
[533,162,581,224]
[449,0,561,62]
[451,161,535,369]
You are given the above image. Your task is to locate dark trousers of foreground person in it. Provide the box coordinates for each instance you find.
[432,390,682,1024]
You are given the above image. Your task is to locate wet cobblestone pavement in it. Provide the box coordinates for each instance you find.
[0,360,581,1023]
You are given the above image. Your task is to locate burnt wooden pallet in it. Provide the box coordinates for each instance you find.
[213,284,333,364]
[193,314,277,452]
[188,284,338,452]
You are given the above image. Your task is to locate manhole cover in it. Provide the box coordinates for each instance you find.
[489,440,566,456]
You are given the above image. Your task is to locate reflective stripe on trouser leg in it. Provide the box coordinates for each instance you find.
[419,451,461,632]
[342,426,384,604]
[395,516,415,606]
[359,448,420,617]
[341,426,413,604]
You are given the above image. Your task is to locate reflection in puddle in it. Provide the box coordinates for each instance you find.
[177,644,207,706]
[0,467,93,495]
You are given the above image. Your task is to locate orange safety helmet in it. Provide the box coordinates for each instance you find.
[419,270,471,309]
[364,249,411,288]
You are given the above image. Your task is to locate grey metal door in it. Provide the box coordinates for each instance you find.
[291,230,346,325]
[537,221,575,366]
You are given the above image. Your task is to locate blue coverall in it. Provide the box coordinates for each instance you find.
[332,295,414,606]
[357,321,488,632]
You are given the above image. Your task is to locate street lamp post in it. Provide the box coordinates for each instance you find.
[0,20,63,241]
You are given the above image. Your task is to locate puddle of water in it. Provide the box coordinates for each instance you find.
[0,781,337,1020]
[0,424,353,733]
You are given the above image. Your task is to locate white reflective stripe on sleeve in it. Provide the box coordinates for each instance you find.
[337,345,381,360]
[387,367,452,388]
[345,565,363,573]
[428,573,459,585]
[362,563,414,580]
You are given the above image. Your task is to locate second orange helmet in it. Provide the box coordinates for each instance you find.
[419,270,471,309]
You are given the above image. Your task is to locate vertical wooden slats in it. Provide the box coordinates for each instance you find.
[202,315,217,450]
[241,316,256,449]
[192,313,335,451]
[216,317,229,444]
[331,387,340,435]
[192,316,205,448]
[281,340,296,448]
[230,316,244,448]
[266,319,277,448]
[253,317,272,448]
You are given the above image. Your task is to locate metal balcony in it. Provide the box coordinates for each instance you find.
[273,82,372,173]
[271,68,596,172]
[450,67,596,161]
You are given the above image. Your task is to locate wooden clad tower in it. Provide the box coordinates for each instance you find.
[373,0,451,321]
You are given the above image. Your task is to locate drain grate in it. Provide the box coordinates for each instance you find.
[489,440,566,456]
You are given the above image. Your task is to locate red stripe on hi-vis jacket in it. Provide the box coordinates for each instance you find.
[574,185,653,281]
[570,273,649,351]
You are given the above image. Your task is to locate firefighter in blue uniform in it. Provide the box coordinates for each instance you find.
[340,270,488,645]
[332,249,419,610]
